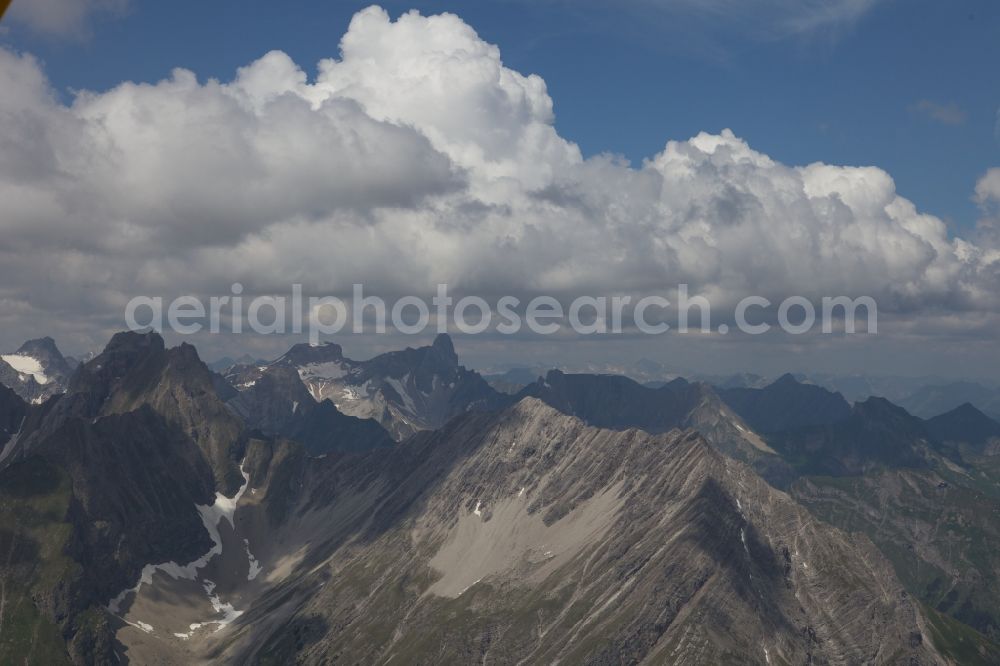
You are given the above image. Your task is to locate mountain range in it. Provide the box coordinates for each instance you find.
[224,334,506,440]
[0,331,998,664]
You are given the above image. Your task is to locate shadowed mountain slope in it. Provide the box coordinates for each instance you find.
[718,373,852,434]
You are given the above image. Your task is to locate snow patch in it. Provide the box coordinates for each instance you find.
[340,385,364,402]
[202,579,244,630]
[739,528,753,582]
[245,539,262,581]
[124,619,153,634]
[107,463,250,614]
[1,354,49,384]
[298,361,348,381]
[473,500,482,517]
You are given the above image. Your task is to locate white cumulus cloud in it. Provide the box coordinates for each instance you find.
[0,5,997,356]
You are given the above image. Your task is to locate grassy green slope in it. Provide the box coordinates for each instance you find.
[0,456,75,665]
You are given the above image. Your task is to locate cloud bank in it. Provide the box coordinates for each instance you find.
[911,100,967,126]
[5,0,128,37]
[0,5,998,356]
[657,0,884,37]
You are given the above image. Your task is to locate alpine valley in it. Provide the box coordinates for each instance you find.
[1,332,998,665]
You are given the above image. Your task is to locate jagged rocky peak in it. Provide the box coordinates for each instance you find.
[361,333,460,378]
[223,357,395,455]
[226,364,314,430]
[91,329,165,366]
[926,401,1000,449]
[853,394,919,423]
[0,335,76,403]
[25,330,246,495]
[930,401,998,427]
[948,401,994,419]
[17,336,70,368]
[661,375,690,389]
[772,371,800,386]
[239,333,505,440]
[276,340,345,366]
[78,333,220,392]
[541,367,563,382]
[764,392,936,477]
[430,332,457,362]
[255,364,312,394]
[66,330,168,400]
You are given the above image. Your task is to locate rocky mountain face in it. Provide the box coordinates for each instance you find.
[718,373,852,434]
[110,398,944,665]
[754,396,1000,653]
[0,330,395,664]
[766,396,937,477]
[0,383,27,450]
[208,354,269,373]
[0,330,994,664]
[225,334,507,440]
[226,365,394,455]
[0,331,245,664]
[0,337,76,404]
[67,332,243,492]
[515,370,794,485]
[792,464,1000,650]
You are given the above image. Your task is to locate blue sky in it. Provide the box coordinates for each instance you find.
[5,0,999,233]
